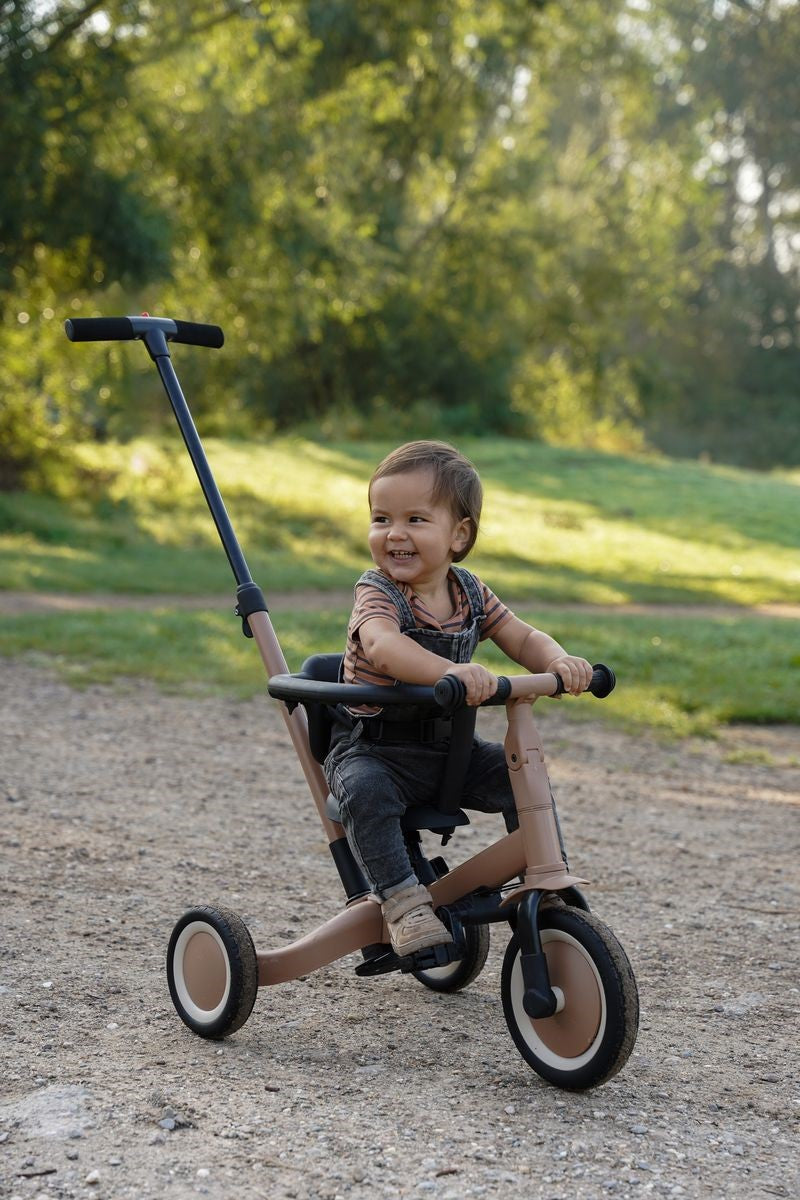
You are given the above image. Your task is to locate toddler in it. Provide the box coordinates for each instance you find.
[324,441,591,956]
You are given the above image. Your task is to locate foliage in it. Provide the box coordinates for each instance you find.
[1,0,799,484]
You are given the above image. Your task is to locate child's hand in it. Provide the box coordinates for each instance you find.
[545,655,593,697]
[443,662,498,706]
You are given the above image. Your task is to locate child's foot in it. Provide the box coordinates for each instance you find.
[381,884,453,956]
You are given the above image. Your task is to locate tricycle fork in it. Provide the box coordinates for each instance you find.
[500,695,589,1017]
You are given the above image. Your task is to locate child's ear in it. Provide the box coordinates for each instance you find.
[451,517,472,555]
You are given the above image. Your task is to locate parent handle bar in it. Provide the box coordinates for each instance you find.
[64,315,224,349]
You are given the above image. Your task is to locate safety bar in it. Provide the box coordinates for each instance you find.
[267,664,615,714]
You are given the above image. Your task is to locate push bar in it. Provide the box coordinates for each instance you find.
[64,315,224,349]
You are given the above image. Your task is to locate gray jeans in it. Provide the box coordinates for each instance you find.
[325,724,565,900]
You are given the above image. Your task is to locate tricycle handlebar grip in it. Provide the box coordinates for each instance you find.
[172,320,224,348]
[433,675,466,712]
[64,317,135,342]
[589,663,616,698]
[433,674,513,712]
[484,675,512,705]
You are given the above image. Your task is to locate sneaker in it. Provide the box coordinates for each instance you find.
[381,884,453,956]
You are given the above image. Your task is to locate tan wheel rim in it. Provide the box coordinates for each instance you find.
[182,931,228,1010]
[172,921,231,1023]
[509,928,606,1069]
[531,934,603,1057]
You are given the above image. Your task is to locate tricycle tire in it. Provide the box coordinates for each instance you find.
[167,906,258,1039]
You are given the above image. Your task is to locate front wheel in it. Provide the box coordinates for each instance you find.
[501,905,638,1090]
[167,906,258,1038]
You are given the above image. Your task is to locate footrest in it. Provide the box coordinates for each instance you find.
[353,935,465,978]
[354,950,402,977]
[398,939,464,974]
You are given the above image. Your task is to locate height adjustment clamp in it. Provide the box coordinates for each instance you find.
[234,583,268,638]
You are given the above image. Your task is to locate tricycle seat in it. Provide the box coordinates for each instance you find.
[324,791,470,833]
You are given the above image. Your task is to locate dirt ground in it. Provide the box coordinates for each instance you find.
[1,658,798,1200]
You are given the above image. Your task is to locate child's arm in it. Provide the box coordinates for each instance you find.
[491,615,592,696]
[359,617,497,705]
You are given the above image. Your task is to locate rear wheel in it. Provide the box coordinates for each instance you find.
[167,906,258,1038]
[501,905,638,1089]
[412,922,490,992]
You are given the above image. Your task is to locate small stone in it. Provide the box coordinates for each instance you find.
[158,1117,176,1131]
[629,1124,649,1135]
[109,1157,122,1166]
[85,1169,100,1184]
[504,1104,516,1115]
[197,1168,210,1178]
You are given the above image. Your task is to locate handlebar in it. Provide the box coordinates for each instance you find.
[64,315,224,349]
[267,664,615,713]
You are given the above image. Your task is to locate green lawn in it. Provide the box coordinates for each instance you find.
[1,437,798,605]
[1,436,797,737]
[0,605,795,738]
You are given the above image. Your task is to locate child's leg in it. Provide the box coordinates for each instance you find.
[327,748,417,899]
[326,743,453,953]
[461,736,569,865]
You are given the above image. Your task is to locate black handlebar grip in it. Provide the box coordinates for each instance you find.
[172,320,224,349]
[433,675,466,713]
[433,674,513,712]
[589,663,616,698]
[64,317,136,342]
[483,675,512,705]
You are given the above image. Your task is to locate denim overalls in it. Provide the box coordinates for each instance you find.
[324,567,565,899]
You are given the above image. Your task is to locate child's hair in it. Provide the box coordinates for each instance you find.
[369,440,482,562]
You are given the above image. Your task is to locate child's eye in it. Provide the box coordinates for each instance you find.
[409,515,426,523]
[371,515,389,524]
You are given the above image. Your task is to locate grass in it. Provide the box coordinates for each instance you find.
[0,437,798,605]
[0,605,794,737]
[1,436,797,736]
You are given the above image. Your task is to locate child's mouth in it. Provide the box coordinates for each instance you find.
[390,551,416,559]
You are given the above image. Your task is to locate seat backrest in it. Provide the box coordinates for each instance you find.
[299,653,343,763]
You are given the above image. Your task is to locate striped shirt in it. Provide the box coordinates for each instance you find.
[343,569,513,688]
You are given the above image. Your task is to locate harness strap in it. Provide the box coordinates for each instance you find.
[359,716,453,744]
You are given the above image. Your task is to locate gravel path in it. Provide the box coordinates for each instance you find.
[1,659,798,1200]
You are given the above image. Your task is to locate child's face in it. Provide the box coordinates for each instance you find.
[368,468,470,590]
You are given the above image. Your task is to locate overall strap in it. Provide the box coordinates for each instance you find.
[450,566,486,624]
[356,569,417,632]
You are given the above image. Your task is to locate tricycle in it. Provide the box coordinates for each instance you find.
[66,314,639,1090]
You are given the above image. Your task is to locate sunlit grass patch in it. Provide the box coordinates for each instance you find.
[0,606,793,737]
[1,437,798,605]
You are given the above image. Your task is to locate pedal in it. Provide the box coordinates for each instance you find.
[400,938,463,973]
[354,950,402,977]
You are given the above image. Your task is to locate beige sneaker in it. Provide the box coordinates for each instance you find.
[381,884,453,956]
